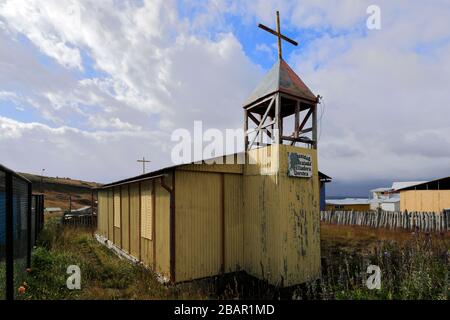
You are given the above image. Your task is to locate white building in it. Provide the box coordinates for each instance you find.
[369,187,399,211]
[369,181,428,212]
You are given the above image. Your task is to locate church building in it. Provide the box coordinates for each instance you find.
[96,12,322,287]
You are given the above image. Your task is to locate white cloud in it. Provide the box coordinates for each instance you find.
[0,0,449,189]
[0,0,261,182]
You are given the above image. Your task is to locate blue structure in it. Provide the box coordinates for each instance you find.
[319,171,332,211]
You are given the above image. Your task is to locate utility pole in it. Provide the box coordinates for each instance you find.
[137,157,151,174]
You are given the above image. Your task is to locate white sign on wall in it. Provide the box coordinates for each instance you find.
[287,152,312,178]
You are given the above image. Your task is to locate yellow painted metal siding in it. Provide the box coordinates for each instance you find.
[224,174,244,272]
[243,144,321,286]
[155,181,171,278]
[113,188,121,228]
[107,189,114,241]
[400,190,450,212]
[97,190,108,237]
[141,180,153,240]
[96,144,319,286]
[140,180,154,267]
[129,182,140,259]
[121,185,130,253]
[175,170,222,282]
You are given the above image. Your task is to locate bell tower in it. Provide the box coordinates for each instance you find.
[244,11,319,151]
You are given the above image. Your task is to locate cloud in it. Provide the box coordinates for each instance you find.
[0,0,261,182]
[0,0,449,191]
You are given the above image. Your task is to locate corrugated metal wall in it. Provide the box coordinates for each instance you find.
[121,185,130,252]
[400,190,450,212]
[140,180,153,268]
[174,168,244,282]
[96,177,172,280]
[129,183,140,259]
[154,180,171,279]
[113,187,121,246]
[224,174,244,272]
[175,171,222,282]
[96,145,320,286]
[243,145,320,286]
[107,189,113,240]
[97,190,108,237]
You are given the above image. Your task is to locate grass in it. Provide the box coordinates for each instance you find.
[304,224,450,300]
[19,218,204,300]
[17,219,450,300]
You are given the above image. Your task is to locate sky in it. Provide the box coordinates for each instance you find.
[1,0,450,197]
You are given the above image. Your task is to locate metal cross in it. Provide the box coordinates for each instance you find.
[137,157,151,174]
[258,11,298,60]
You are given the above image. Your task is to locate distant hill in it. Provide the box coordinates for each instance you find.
[19,172,103,212]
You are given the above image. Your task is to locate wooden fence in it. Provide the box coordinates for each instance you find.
[320,210,450,233]
[61,214,97,228]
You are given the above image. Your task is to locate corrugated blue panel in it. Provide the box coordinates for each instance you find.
[320,183,326,211]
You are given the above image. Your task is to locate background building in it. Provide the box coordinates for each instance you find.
[325,198,370,211]
[398,177,450,212]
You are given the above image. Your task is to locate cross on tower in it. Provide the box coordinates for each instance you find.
[258,11,298,60]
[137,157,151,174]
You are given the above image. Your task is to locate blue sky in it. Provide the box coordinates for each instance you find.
[1,0,450,197]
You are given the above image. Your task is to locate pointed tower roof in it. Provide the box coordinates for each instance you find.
[244,59,317,108]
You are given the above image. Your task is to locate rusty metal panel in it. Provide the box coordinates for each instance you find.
[155,181,171,279]
[121,185,130,253]
[175,170,222,282]
[129,182,140,259]
[244,59,316,107]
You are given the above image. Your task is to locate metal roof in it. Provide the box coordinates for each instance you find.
[325,198,370,205]
[100,152,330,189]
[394,176,450,191]
[243,59,317,107]
[391,181,428,191]
[370,187,392,192]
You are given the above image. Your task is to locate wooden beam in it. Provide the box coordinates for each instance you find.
[312,103,318,149]
[244,109,248,152]
[274,93,281,143]
[291,101,300,146]
[298,108,313,132]
[257,23,298,46]
[299,127,313,134]
[248,97,275,149]
[245,95,276,111]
